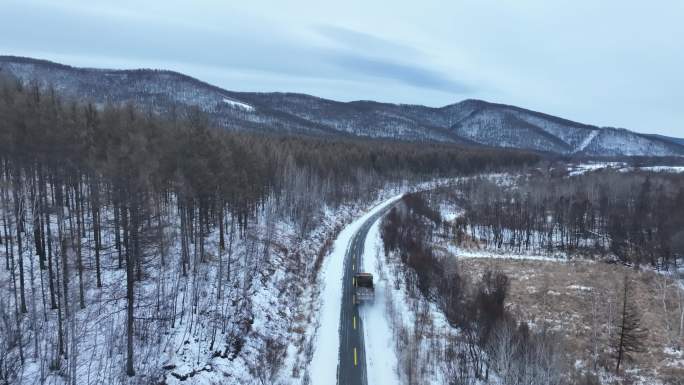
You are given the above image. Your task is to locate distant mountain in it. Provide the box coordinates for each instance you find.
[642,134,684,147]
[1,55,682,157]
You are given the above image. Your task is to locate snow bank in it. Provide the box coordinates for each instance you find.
[360,220,400,385]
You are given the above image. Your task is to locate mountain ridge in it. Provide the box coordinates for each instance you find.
[1,55,682,157]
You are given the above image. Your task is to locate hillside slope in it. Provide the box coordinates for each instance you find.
[1,55,682,156]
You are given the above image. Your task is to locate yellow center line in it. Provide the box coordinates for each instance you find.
[353,316,356,330]
[354,347,358,366]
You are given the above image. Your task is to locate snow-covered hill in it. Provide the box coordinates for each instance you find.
[1,55,682,157]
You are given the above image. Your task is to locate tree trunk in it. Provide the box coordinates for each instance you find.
[92,181,102,288]
[13,177,28,314]
[126,203,136,377]
[74,183,85,309]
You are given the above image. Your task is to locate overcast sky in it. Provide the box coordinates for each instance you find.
[2,0,682,136]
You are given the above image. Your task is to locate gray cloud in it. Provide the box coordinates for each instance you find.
[315,25,420,58]
[324,53,470,94]
[0,0,681,136]
[1,1,469,96]
[315,25,470,94]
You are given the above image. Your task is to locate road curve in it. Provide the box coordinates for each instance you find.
[337,202,398,385]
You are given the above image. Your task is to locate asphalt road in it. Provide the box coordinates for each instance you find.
[337,202,397,385]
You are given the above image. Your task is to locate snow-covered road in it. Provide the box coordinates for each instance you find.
[310,193,403,385]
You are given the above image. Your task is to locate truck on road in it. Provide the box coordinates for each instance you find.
[354,273,374,304]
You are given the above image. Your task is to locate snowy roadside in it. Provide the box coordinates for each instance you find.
[308,193,403,385]
[359,219,400,385]
[360,210,457,385]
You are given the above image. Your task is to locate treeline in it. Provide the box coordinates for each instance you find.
[381,194,565,384]
[452,172,684,267]
[0,75,537,384]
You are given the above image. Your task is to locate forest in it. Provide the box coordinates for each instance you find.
[380,173,684,384]
[0,75,537,385]
[381,194,566,385]
[451,171,684,268]
[379,191,684,384]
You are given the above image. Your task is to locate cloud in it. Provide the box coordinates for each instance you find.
[315,25,471,94]
[323,53,470,94]
[0,0,681,136]
[315,25,419,58]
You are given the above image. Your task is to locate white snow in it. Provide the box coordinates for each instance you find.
[575,130,599,152]
[222,97,254,111]
[664,347,683,358]
[567,284,593,292]
[567,162,625,176]
[438,202,463,222]
[450,244,570,262]
[568,162,684,176]
[309,193,404,385]
[360,219,401,385]
[638,166,684,173]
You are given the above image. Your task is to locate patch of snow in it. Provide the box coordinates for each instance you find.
[451,245,569,262]
[567,162,625,176]
[574,130,599,152]
[438,202,463,222]
[664,346,683,359]
[222,97,254,111]
[567,284,592,292]
[638,166,684,173]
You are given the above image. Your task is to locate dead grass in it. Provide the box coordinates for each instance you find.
[459,257,684,384]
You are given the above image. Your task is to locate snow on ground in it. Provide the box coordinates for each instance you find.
[663,347,684,368]
[222,97,254,111]
[568,162,684,176]
[567,162,624,176]
[360,220,400,385]
[309,193,404,385]
[438,202,462,222]
[637,166,684,173]
[447,243,571,262]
